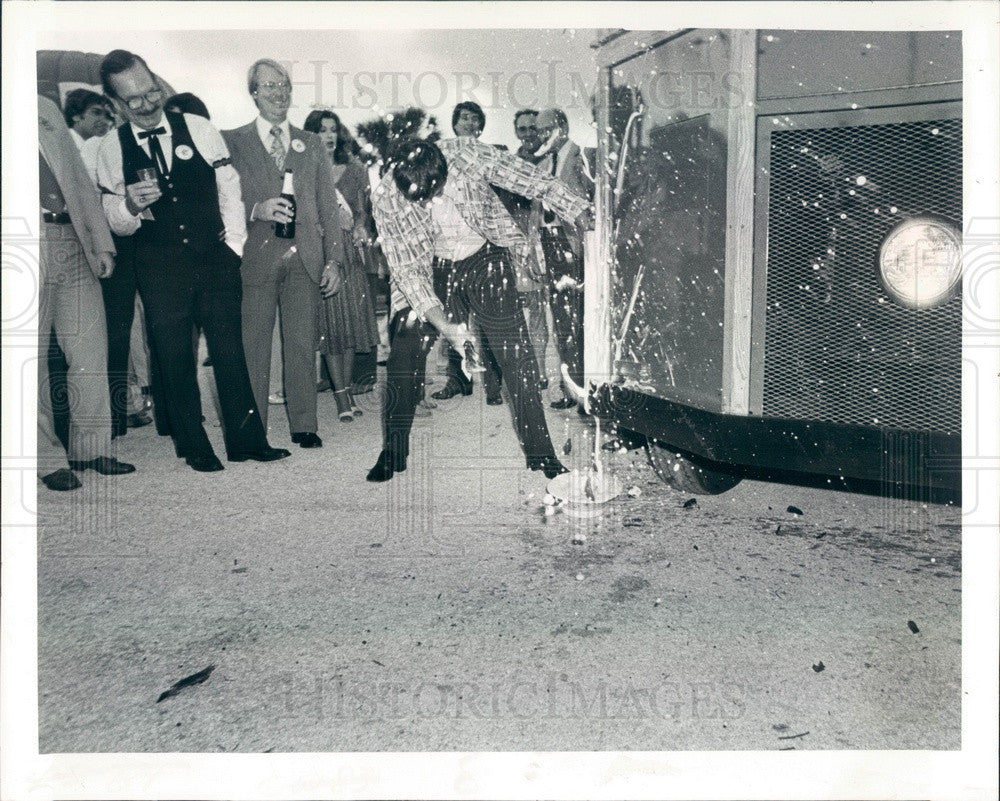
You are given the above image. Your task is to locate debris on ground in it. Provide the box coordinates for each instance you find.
[777,731,810,740]
[683,498,698,509]
[626,485,641,498]
[623,517,644,527]
[157,665,215,703]
[908,620,920,634]
[575,573,585,581]
[571,533,586,545]
[654,598,662,607]
[787,505,804,516]
[812,661,825,673]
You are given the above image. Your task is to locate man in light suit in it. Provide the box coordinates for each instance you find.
[222,59,343,449]
[534,107,593,409]
[37,95,135,490]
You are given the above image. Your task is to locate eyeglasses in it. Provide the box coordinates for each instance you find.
[256,81,292,95]
[121,89,164,111]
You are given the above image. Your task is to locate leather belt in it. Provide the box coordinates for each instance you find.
[42,211,72,224]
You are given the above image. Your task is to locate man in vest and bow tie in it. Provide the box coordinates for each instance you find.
[95,49,289,472]
[222,59,344,450]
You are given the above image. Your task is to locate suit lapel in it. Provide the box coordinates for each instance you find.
[283,126,304,175]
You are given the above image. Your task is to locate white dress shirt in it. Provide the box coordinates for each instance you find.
[430,182,486,262]
[95,112,247,256]
[70,128,104,188]
[255,116,290,153]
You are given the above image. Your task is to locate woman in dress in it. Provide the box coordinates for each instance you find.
[303,110,380,421]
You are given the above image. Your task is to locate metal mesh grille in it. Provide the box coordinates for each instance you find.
[762,116,962,433]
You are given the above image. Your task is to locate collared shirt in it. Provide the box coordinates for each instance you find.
[371,136,590,318]
[70,128,104,189]
[255,116,290,153]
[96,112,247,255]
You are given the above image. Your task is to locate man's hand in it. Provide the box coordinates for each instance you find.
[443,321,479,355]
[351,222,370,248]
[124,179,162,216]
[95,251,115,279]
[320,263,343,298]
[254,197,295,224]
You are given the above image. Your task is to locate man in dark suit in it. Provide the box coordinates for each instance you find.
[37,95,135,490]
[222,58,343,449]
[534,107,593,409]
[95,49,288,472]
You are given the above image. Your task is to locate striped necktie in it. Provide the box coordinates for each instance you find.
[269,125,286,171]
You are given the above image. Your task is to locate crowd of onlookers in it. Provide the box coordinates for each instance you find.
[37,48,593,491]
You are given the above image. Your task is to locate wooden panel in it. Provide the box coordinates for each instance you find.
[721,29,757,415]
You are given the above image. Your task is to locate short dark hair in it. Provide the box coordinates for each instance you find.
[513,108,538,128]
[165,92,210,120]
[100,49,153,99]
[385,139,447,203]
[451,101,485,134]
[545,107,569,131]
[63,88,110,127]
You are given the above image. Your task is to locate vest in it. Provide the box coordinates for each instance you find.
[119,111,224,253]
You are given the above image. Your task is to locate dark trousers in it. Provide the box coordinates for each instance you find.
[436,263,502,397]
[134,241,267,459]
[541,226,584,388]
[383,243,556,463]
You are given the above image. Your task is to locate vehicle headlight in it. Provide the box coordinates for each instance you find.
[878,216,962,309]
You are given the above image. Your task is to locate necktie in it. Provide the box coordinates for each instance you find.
[269,125,286,171]
[138,128,169,177]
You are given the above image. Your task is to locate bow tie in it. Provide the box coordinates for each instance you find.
[138,127,167,139]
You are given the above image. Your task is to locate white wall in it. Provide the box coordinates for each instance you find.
[36,28,600,149]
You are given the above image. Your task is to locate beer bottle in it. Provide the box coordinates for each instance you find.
[275,168,296,239]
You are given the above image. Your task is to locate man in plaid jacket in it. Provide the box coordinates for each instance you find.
[367,136,591,482]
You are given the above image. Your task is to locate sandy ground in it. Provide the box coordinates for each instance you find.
[36,358,961,753]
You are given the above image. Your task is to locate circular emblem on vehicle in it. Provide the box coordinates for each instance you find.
[291,138,305,153]
[175,144,194,160]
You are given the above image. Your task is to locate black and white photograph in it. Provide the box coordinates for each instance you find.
[2,1,998,799]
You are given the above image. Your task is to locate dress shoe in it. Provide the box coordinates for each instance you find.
[186,454,224,472]
[41,468,81,491]
[486,395,503,406]
[366,449,407,482]
[127,411,153,428]
[227,446,291,463]
[550,397,577,410]
[291,432,323,448]
[431,378,473,400]
[69,456,136,475]
[527,455,569,479]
